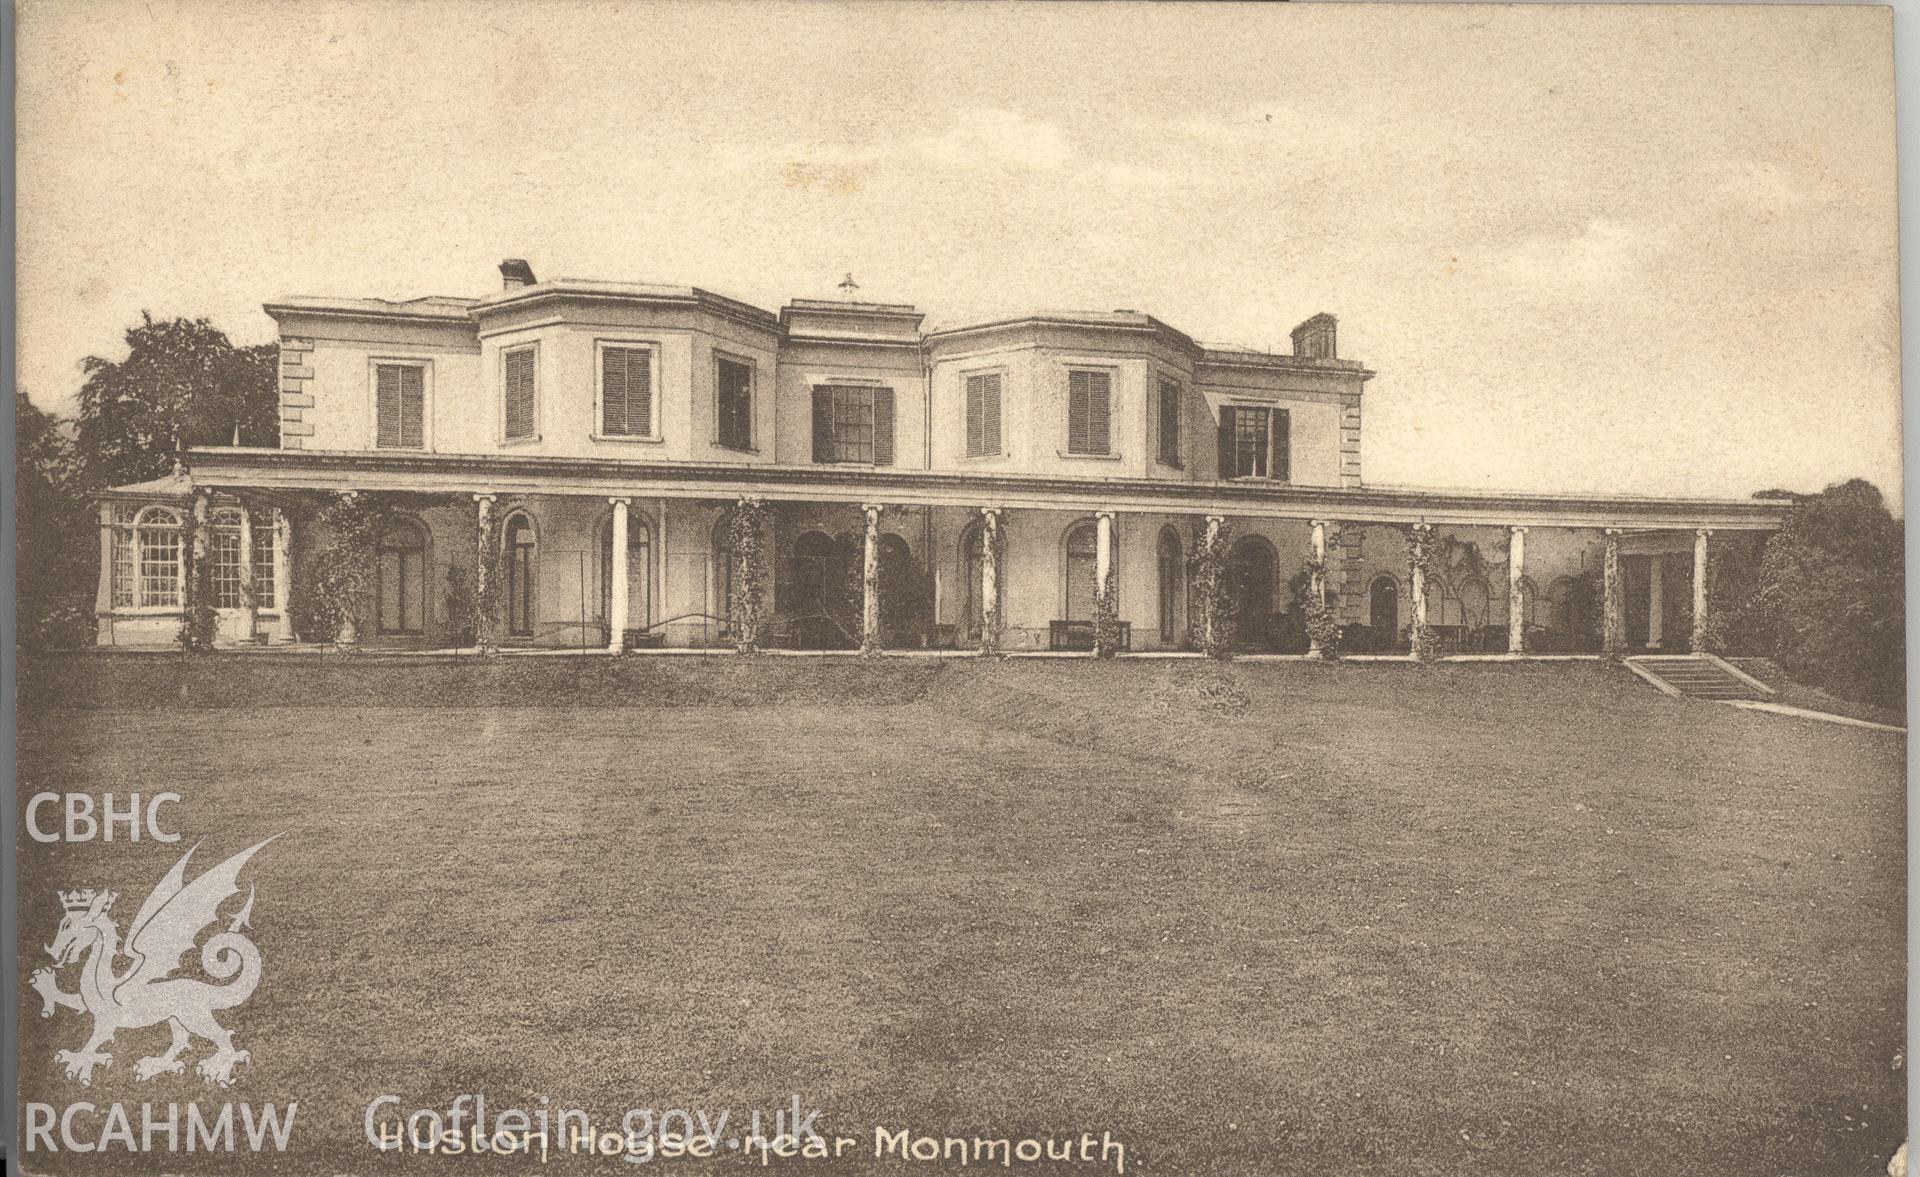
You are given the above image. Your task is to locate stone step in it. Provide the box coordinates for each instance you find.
[1629,657,1768,701]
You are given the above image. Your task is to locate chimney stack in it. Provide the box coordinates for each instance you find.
[499,258,537,289]
[1291,313,1337,360]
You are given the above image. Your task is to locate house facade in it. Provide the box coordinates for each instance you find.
[93,259,1785,655]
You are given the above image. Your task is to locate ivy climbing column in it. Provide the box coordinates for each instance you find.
[1308,519,1329,655]
[861,502,884,653]
[1507,525,1527,654]
[238,505,257,640]
[1602,528,1625,657]
[184,487,213,650]
[1196,514,1230,659]
[1407,522,1433,659]
[979,506,1003,655]
[1691,528,1711,653]
[271,508,292,641]
[474,493,497,653]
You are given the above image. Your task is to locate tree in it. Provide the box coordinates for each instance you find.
[1742,479,1904,705]
[15,391,97,647]
[74,313,276,492]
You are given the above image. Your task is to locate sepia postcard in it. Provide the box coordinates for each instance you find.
[10,2,1907,1174]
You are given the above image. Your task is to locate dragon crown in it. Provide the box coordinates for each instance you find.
[58,889,112,913]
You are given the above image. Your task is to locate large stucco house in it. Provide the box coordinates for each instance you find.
[93,259,1784,655]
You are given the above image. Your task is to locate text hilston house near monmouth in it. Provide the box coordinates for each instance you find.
[92,259,1786,656]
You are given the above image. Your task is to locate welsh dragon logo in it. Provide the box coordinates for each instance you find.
[31,836,279,1088]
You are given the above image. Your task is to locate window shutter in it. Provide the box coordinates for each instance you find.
[398,365,424,448]
[1217,406,1235,477]
[377,365,402,448]
[872,387,895,466]
[984,373,1002,455]
[1159,379,1180,465]
[504,349,535,440]
[1089,372,1110,455]
[1068,371,1091,454]
[966,375,985,456]
[602,349,627,436]
[1273,408,1291,481]
[631,350,652,436]
[812,387,833,462]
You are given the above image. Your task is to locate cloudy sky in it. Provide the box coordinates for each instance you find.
[17,1,1900,499]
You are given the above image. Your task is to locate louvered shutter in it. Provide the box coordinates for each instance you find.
[812,387,833,462]
[1217,406,1236,477]
[602,349,627,435]
[398,366,424,447]
[1159,379,1180,465]
[504,349,536,440]
[1068,372,1090,453]
[1273,408,1291,482]
[1087,372,1109,454]
[966,375,985,456]
[377,365,402,448]
[872,388,895,466]
[983,374,1002,455]
[630,350,652,436]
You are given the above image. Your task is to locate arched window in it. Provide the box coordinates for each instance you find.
[210,508,247,609]
[135,506,183,608]
[376,517,428,636]
[1228,536,1277,649]
[1517,575,1542,628]
[504,512,536,638]
[1156,527,1184,643]
[1369,573,1400,639]
[599,512,652,633]
[1063,520,1100,622]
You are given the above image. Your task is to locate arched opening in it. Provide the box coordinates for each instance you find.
[1063,520,1101,623]
[960,519,996,644]
[876,533,926,648]
[1369,574,1400,649]
[1228,535,1277,651]
[1156,527,1184,644]
[783,529,855,648]
[376,516,429,636]
[598,512,652,637]
[504,512,536,639]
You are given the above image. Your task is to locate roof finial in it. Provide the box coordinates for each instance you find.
[838,273,860,298]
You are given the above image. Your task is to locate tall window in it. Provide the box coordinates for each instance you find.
[376,518,427,635]
[1067,370,1112,455]
[505,514,536,637]
[1218,405,1291,480]
[965,372,1003,457]
[252,515,276,610]
[1157,528,1183,642]
[131,506,182,608]
[376,363,425,449]
[210,509,247,609]
[812,385,895,465]
[1064,521,1100,621]
[503,346,537,441]
[716,356,754,451]
[1157,378,1182,466]
[600,346,654,438]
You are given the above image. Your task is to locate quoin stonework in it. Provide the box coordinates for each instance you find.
[92,259,1785,656]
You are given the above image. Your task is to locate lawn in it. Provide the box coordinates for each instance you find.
[13,654,1907,1176]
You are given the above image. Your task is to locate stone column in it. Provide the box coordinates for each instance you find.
[1507,526,1528,654]
[1647,553,1665,651]
[608,497,631,653]
[1408,522,1431,659]
[1691,528,1712,653]
[238,506,257,640]
[474,493,497,652]
[1602,528,1624,657]
[271,508,292,641]
[186,488,211,649]
[861,503,884,652]
[980,507,1002,653]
